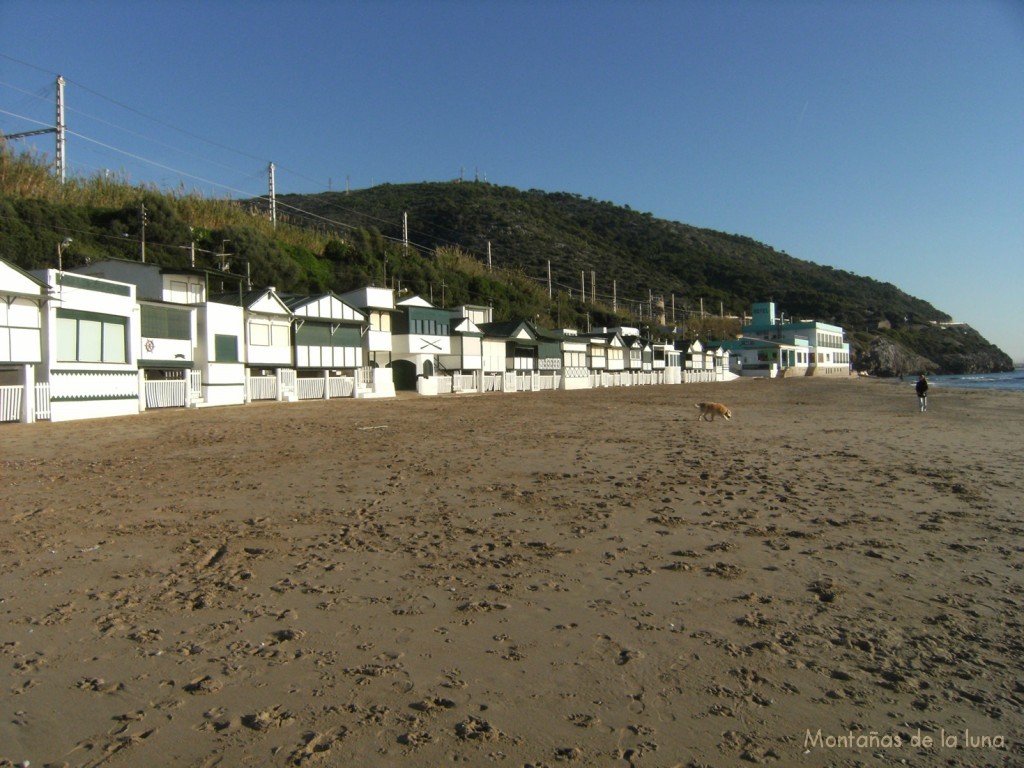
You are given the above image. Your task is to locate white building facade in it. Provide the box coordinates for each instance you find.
[0,260,47,422]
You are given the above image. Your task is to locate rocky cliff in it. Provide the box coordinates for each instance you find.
[851,325,1013,377]
[853,336,936,377]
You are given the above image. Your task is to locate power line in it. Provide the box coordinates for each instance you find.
[0,107,51,132]
[1,61,688,320]
[2,58,324,195]
[65,129,263,198]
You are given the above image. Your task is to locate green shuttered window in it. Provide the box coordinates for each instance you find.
[141,305,191,340]
[215,334,239,362]
[295,323,360,348]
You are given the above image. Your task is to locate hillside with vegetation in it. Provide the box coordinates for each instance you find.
[0,145,1012,374]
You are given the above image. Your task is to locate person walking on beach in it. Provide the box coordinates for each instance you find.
[916,374,929,412]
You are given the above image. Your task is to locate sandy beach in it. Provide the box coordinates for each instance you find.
[1,377,1021,768]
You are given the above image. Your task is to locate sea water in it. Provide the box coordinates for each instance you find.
[928,370,1024,393]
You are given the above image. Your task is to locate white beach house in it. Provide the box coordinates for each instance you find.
[72,259,247,407]
[34,269,141,422]
[338,286,397,399]
[477,319,543,393]
[586,329,626,387]
[683,340,716,382]
[534,326,590,391]
[391,294,453,395]
[441,305,489,393]
[652,342,683,384]
[585,334,608,387]
[211,287,296,402]
[282,292,367,399]
[0,259,48,423]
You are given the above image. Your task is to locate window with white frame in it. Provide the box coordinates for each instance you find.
[272,323,290,347]
[250,321,271,346]
[56,309,128,363]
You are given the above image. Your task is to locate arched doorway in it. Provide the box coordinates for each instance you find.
[392,360,417,391]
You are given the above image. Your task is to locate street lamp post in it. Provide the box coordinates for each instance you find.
[57,237,73,272]
[220,240,231,271]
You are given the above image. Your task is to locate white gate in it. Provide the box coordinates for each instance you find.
[145,380,187,408]
[327,376,355,398]
[0,385,21,422]
[297,378,325,400]
[0,384,52,422]
[248,375,277,400]
[35,383,51,420]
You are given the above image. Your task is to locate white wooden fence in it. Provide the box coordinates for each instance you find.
[514,372,535,392]
[0,383,52,422]
[2,359,727,425]
[35,383,50,420]
[328,376,354,398]
[296,377,324,400]
[538,374,561,391]
[451,373,477,393]
[0,385,21,422]
[248,375,277,401]
[683,370,716,383]
[294,376,355,400]
[189,371,203,404]
[145,380,187,409]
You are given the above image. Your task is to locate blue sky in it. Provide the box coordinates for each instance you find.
[2,0,1022,361]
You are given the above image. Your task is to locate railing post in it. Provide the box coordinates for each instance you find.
[137,370,147,413]
[20,364,36,423]
[323,369,330,399]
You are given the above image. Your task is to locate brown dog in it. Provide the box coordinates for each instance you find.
[695,402,732,421]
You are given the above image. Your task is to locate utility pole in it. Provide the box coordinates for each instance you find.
[140,204,147,263]
[487,241,492,271]
[591,271,596,304]
[2,75,67,184]
[581,271,586,303]
[55,76,66,184]
[613,281,617,313]
[547,261,552,299]
[268,162,277,228]
[403,212,409,256]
